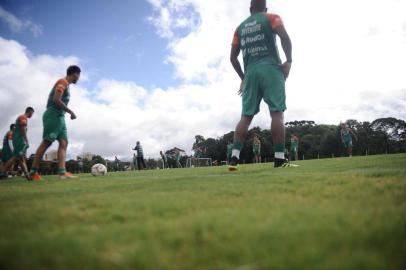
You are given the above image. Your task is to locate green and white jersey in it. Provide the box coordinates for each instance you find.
[232,13,284,71]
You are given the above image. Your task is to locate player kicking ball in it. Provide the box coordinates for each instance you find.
[30,66,81,181]
[229,0,293,171]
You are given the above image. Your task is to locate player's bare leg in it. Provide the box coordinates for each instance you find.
[2,156,17,177]
[229,116,253,171]
[235,116,253,143]
[30,140,52,181]
[18,157,30,181]
[271,112,290,167]
[58,139,76,179]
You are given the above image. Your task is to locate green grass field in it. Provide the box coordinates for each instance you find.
[0,154,405,270]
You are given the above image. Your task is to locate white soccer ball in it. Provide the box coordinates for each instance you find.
[91,164,107,177]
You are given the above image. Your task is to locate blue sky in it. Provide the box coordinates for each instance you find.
[0,0,181,89]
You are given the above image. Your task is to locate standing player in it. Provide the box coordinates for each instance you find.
[290,134,299,161]
[341,123,358,157]
[175,149,182,168]
[0,124,16,176]
[30,65,81,181]
[229,0,293,171]
[0,107,35,180]
[133,141,146,170]
[253,135,261,163]
[160,151,168,169]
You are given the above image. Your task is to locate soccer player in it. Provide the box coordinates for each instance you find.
[30,65,81,181]
[133,141,146,170]
[114,156,120,171]
[175,149,182,168]
[0,107,35,180]
[253,135,261,163]
[160,151,168,169]
[229,0,293,171]
[1,124,15,170]
[341,123,358,157]
[290,134,299,161]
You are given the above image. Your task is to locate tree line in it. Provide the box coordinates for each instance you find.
[192,117,406,164]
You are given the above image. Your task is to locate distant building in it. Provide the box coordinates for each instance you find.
[78,152,95,161]
[44,150,58,161]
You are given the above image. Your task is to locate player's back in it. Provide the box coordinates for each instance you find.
[234,12,283,70]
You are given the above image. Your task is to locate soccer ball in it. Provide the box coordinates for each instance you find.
[91,164,107,177]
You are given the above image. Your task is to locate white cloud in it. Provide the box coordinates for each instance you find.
[147,0,406,123]
[1,0,406,160]
[0,37,240,160]
[0,6,43,37]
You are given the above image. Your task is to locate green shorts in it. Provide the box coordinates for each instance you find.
[291,146,298,153]
[242,63,286,116]
[43,109,68,143]
[13,139,28,157]
[1,148,12,162]
[343,139,353,148]
[253,147,260,156]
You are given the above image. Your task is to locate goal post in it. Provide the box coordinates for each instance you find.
[186,158,213,168]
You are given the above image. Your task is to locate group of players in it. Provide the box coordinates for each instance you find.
[227,134,299,164]
[226,125,357,166]
[0,0,359,179]
[0,66,81,180]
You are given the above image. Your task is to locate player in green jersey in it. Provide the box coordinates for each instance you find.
[30,66,81,181]
[290,134,299,161]
[0,124,16,178]
[133,141,147,170]
[1,124,15,165]
[229,0,293,171]
[0,107,34,180]
[253,135,261,163]
[341,122,358,157]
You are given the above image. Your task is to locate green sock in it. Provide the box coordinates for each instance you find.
[233,141,243,151]
[30,167,38,174]
[58,168,66,175]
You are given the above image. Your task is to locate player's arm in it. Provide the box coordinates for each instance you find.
[230,45,244,81]
[53,82,77,120]
[273,19,293,79]
[230,30,245,95]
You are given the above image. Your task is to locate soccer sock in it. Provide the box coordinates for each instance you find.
[232,141,243,159]
[30,167,38,174]
[274,143,285,160]
[58,168,66,175]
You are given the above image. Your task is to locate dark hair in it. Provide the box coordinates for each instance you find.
[67,65,81,76]
[10,124,15,130]
[25,107,34,113]
[251,0,266,11]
